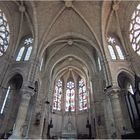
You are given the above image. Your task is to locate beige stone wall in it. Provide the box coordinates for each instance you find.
[0,0,139,139]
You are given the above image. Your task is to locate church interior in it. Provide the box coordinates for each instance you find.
[0,0,140,139]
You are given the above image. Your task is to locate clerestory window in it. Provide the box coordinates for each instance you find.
[40,58,43,71]
[129,4,140,55]
[97,57,102,71]
[107,36,124,60]
[16,37,33,61]
[0,9,10,56]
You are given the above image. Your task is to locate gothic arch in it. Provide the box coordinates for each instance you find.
[39,32,102,58]
[2,69,25,86]
[117,69,134,88]
[0,74,23,137]
[117,70,140,133]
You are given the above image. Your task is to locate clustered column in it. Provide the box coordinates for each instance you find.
[9,86,34,139]
[106,86,125,138]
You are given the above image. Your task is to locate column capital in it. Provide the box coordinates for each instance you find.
[105,86,121,97]
[22,90,34,99]
[20,85,35,99]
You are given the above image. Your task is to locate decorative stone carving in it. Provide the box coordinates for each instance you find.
[64,0,73,8]
[22,91,34,100]
[68,39,73,46]
[112,4,119,11]
[19,5,25,12]
[105,86,121,97]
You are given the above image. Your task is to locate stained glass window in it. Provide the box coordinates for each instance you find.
[40,58,43,71]
[53,78,89,112]
[16,47,25,61]
[0,9,9,56]
[98,57,102,71]
[53,79,62,111]
[116,45,125,60]
[128,84,134,95]
[65,81,75,112]
[16,37,33,61]
[130,4,140,55]
[24,46,32,61]
[107,36,124,60]
[0,86,11,114]
[108,44,116,60]
[79,79,88,110]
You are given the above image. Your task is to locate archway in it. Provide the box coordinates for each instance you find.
[118,72,140,133]
[0,74,23,138]
[40,36,106,139]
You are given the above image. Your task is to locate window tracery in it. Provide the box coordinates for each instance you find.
[53,78,88,112]
[53,79,62,111]
[107,36,124,60]
[0,9,9,56]
[79,79,88,110]
[16,37,33,61]
[65,81,75,112]
[130,4,140,55]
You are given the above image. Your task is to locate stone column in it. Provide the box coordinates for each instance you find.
[89,80,96,138]
[107,87,124,138]
[91,76,107,139]
[9,88,34,139]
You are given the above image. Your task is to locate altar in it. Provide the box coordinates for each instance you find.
[61,130,77,138]
[61,118,77,138]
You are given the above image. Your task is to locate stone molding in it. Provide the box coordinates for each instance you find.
[112,4,119,11]
[105,86,121,97]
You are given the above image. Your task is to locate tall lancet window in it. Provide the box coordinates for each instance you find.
[53,79,62,111]
[107,36,124,60]
[65,81,75,112]
[16,37,33,61]
[130,4,140,55]
[0,86,11,114]
[79,79,88,110]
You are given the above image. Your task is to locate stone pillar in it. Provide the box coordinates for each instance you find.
[91,76,107,139]
[107,87,124,138]
[41,101,49,139]
[9,88,34,139]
